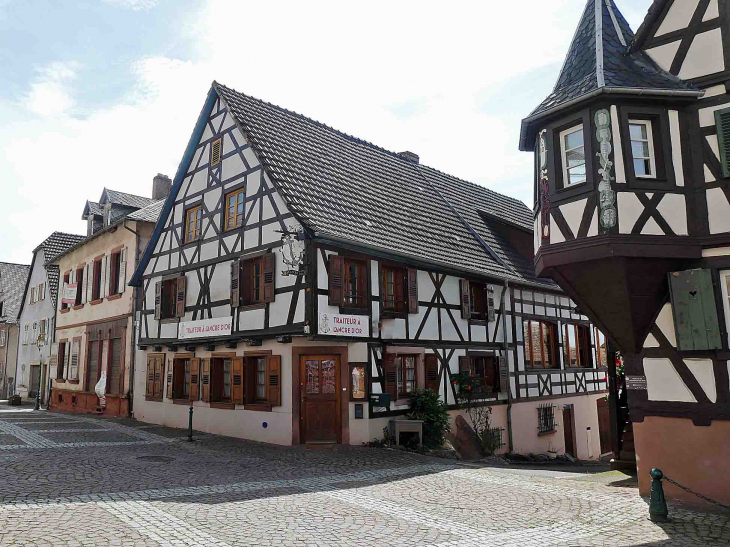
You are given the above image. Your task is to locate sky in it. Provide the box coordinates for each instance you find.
[0,0,654,264]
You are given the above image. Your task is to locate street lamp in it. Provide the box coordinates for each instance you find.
[35,334,44,411]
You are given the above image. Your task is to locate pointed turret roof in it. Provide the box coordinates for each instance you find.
[519,0,700,150]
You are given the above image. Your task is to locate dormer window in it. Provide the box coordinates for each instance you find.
[559,125,586,187]
[629,120,656,178]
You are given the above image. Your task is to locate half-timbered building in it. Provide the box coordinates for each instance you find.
[48,180,166,416]
[520,0,730,503]
[130,82,609,457]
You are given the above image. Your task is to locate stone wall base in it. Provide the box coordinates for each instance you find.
[50,388,129,417]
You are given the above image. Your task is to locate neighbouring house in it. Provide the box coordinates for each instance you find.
[520,0,730,504]
[0,262,30,399]
[47,179,167,416]
[128,82,610,458]
[15,232,85,403]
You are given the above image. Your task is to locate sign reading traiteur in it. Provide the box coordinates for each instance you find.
[318,312,367,337]
[178,317,232,340]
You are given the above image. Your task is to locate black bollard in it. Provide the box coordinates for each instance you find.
[188,404,194,442]
[34,389,40,411]
[649,468,669,522]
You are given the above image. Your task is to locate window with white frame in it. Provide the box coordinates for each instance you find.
[629,120,656,178]
[560,125,586,187]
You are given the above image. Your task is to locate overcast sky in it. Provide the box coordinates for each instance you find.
[0,0,653,264]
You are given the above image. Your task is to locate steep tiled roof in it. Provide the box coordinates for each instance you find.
[127,199,165,223]
[36,232,86,266]
[0,262,30,323]
[103,189,156,209]
[215,82,549,286]
[84,201,103,218]
[529,0,695,118]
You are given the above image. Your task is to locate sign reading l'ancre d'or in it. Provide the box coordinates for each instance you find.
[318,312,368,337]
[178,317,233,340]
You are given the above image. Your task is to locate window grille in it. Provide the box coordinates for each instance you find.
[486,426,506,451]
[537,403,557,434]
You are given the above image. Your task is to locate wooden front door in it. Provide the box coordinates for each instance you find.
[596,397,611,455]
[300,355,340,443]
[563,405,576,458]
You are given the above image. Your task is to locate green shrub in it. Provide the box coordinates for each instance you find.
[406,388,451,449]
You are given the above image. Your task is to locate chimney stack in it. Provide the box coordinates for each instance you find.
[152,173,172,200]
[398,151,419,164]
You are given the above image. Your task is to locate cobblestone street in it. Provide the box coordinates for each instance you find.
[0,407,727,547]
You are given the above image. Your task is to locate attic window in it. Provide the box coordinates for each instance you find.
[210,138,222,167]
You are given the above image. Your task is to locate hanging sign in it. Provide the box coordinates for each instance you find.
[178,317,233,340]
[62,283,77,305]
[318,312,368,337]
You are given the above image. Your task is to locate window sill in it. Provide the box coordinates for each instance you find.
[90,299,104,306]
[526,367,561,372]
[469,319,488,326]
[160,317,180,324]
[60,308,70,314]
[173,398,193,405]
[145,395,163,402]
[538,429,557,436]
[244,403,272,412]
[66,379,80,384]
[72,304,84,310]
[381,310,407,320]
[239,303,266,312]
[339,307,368,315]
[210,401,235,410]
[107,294,122,301]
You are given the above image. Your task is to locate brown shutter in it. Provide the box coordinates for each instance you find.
[232,357,244,404]
[146,356,155,395]
[154,281,162,320]
[383,353,397,401]
[424,354,439,391]
[459,356,470,375]
[328,255,344,306]
[407,268,418,314]
[266,355,281,406]
[176,275,187,317]
[498,356,508,393]
[460,279,470,319]
[201,358,211,402]
[166,359,173,399]
[263,253,275,303]
[230,259,240,307]
[154,357,164,398]
[189,358,200,401]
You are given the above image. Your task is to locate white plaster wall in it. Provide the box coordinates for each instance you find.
[707,187,730,234]
[656,0,700,36]
[679,28,725,80]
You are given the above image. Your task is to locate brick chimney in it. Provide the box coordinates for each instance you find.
[398,151,419,164]
[152,173,172,200]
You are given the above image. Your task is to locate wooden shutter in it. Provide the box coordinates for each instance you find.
[166,360,173,399]
[407,268,418,314]
[189,358,200,401]
[715,108,730,178]
[201,358,211,402]
[176,275,187,317]
[64,342,71,379]
[231,357,244,404]
[498,356,508,392]
[154,281,162,320]
[329,255,344,306]
[460,279,471,319]
[668,269,722,351]
[266,355,281,406]
[86,263,94,302]
[118,248,127,295]
[100,255,108,298]
[487,285,496,322]
[146,356,155,395]
[459,356,470,375]
[383,353,397,401]
[424,353,439,391]
[263,253,275,303]
[230,258,240,307]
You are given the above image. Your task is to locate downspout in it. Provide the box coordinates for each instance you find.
[124,221,140,417]
[502,278,513,453]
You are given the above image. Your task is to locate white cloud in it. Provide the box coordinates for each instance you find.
[103,0,157,11]
[22,61,81,117]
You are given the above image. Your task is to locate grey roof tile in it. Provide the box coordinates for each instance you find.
[35,232,86,266]
[46,265,60,310]
[127,199,165,223]
[0,262,30,323]
[103,189,156,209]
[215,83,552,286]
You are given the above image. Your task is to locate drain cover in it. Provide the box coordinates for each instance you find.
[136,455,175,463]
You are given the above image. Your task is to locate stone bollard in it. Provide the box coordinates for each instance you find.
[649,468,669,522]
[188,404,194,442]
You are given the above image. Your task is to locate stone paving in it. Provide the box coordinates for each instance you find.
[0,406,728,546]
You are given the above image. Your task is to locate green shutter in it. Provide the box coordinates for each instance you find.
[715,107,730,178]
[668,269,722,351]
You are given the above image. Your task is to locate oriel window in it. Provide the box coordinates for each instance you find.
[560,125,586,186]
[629,120,656,178]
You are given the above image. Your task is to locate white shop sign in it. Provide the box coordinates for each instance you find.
[178,317,233,340]
[62,283,77,305]
[318,312,368,338]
